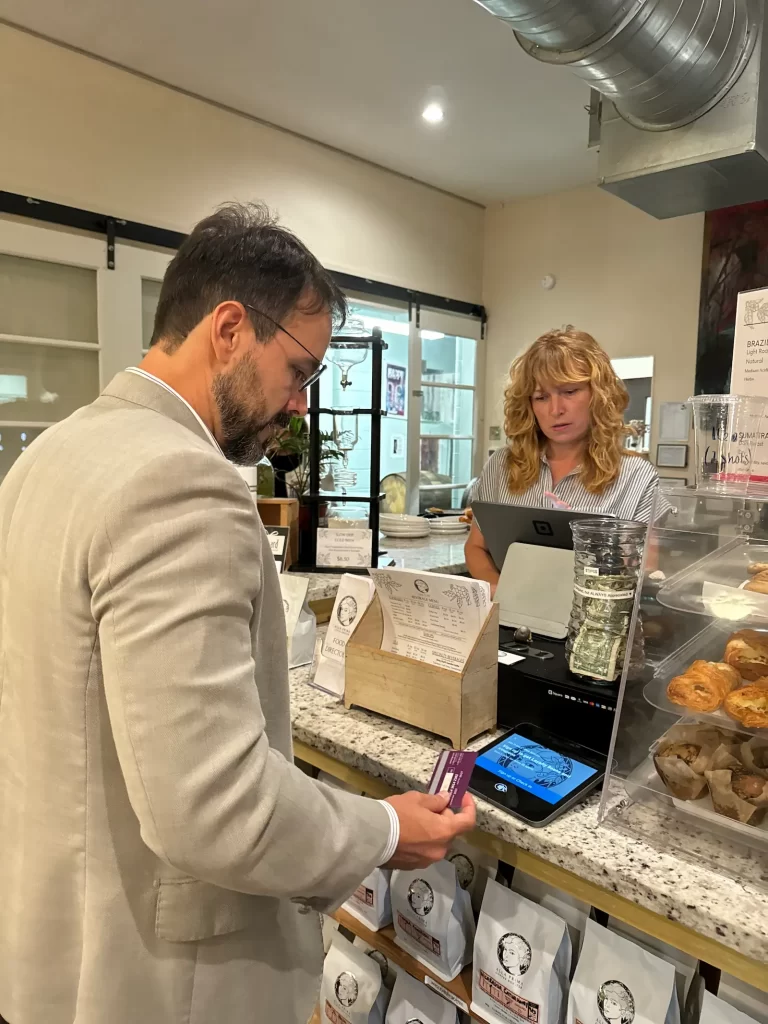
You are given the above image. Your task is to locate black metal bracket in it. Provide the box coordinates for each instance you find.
[106,218,116,270]
[0,190,486,322]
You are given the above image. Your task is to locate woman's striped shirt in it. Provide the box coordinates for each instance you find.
[473,448,665,523]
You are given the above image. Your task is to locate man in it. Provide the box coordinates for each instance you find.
[0,203,475,1024]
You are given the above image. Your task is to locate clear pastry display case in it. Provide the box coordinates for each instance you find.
[599,487,768,882]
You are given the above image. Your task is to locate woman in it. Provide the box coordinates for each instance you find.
[465,328,663,592]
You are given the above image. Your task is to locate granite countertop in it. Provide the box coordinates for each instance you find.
[297,534,469,604]
[290,663,768,966]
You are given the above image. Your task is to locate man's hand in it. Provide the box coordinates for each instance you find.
[384,791,477,870]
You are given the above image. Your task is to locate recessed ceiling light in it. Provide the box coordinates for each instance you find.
[422,103,444,125]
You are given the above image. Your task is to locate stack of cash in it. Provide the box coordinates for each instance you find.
[569,574,637,682]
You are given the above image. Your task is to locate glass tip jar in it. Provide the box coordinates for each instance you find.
[566,518,647,684]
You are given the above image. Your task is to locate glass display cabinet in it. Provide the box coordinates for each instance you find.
[600,487,768,883]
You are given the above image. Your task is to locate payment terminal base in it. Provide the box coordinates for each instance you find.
[498,627,618,756]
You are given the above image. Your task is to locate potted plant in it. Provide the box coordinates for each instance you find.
[266,415,345,561]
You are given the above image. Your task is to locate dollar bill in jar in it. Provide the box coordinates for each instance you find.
[569,574,637,682]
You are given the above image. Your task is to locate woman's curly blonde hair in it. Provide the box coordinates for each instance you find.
[503,327,633,495]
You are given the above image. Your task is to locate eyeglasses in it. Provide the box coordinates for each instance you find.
[244,304,326,392]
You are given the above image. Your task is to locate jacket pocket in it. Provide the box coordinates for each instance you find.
[155,877,259,942]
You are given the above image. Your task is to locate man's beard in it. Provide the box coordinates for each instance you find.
[212,353,291,466]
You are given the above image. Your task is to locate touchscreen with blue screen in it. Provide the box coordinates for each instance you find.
[475,733,597,805]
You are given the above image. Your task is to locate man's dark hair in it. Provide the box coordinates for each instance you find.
[151,202,346,350]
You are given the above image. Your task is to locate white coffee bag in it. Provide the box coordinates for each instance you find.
[386,970,458,1024]
[569,920,681,1024]
[699,989,763,1024]
[391,860,475,982]
[353,937,399,991]
[717,975,768,1024]
[510,867,591,972]
[343,868,393,931]
[321,932,390,1024]
[447,837,499,917]
[607,919,696,1008]
[322,914,341,954]
[472,878,571,1024]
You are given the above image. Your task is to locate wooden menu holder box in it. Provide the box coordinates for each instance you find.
[344,594,498,748]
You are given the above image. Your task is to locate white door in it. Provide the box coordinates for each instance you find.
[0,218,174,482]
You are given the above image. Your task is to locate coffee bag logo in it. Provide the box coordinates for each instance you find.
[597,980,635,1024]
[335,971,359,1007]
[448,852,475,890]
[497,933,532,976]
[407,878,435,917]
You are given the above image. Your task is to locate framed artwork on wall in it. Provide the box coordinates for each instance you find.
[656,444,688,469]
[695,199,768,396]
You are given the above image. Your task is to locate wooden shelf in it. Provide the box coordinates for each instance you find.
[332,906,480,1019]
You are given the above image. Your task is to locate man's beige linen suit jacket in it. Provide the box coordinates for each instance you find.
[0,371,389,1024]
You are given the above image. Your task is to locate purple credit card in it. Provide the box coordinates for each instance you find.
[427,749,477,811]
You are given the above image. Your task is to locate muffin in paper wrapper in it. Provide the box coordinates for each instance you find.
[653,725,729,801]
[705,744,768,825]
[739,736,768,778]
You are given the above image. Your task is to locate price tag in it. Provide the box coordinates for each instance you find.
[266,527,290,572]
[316,528,372,568]
[424,976,468,1012]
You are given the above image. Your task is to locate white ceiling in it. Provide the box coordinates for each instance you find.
[0,0,598,205]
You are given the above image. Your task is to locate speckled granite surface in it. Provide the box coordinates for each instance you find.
[297,535,468,604]
[290,661,768,966]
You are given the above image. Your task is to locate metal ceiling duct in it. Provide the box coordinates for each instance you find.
[474,0,760,131]
[475,0,768,217]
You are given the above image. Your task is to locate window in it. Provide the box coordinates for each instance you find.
[316,293,484,515]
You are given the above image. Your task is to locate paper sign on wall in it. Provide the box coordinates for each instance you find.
[316,528,373,568]
[729,287,768,479]
[731,286,768,395]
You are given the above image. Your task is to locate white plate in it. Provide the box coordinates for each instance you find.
[381,529,430,538]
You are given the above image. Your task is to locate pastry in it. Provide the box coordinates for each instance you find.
[653,725,725,800]
[724,629,768,680]
[743,571,768,594]
[666,660,740,712]
[740,737,768,774]
[705,745,768,825]
[724,686,768,729]
[731,769,766,800]
[747,562,768,575]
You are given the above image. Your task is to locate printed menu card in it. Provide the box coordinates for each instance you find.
[368,568,491,672]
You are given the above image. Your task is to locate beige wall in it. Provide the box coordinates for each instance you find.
[0,25,483,303]
[482,185,704,475]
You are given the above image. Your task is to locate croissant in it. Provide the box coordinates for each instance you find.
[667,660,740,713]
[724,686,768,729]
[743,570,768,594]
[724,630,768,681]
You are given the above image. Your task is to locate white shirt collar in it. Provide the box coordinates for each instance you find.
[125,366,223,456]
